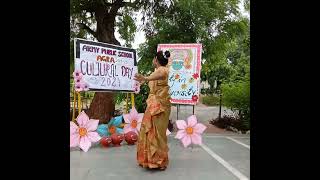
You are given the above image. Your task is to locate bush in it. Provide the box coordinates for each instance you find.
[202,94,220,106]
[210,113,249,133]
[201,88,215,95]
[221,79,250,129]
[134,83,149,113]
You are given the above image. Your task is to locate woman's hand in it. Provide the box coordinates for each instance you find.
[134,73,146,83]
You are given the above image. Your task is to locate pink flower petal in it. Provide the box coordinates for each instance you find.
[87,132,101,143]
[194,123,207,134]
[70,133,80,147]
[73,70,83,79]
[123,124,133,134]
[136,123,142,131]
[75,84,83,92]
[181,135,192,148]
[137,113,144,123]
[134,82,140,94]
[79,136,92,152]
[85,119,99,132]
[133,128,139,135]
[187,115,198,127]
[81,83,89,91]
[134,85,140,94]
[130,108,139,120]
[123,114,131,124]
[190,133,202,145]
[175,129,186,139]
[176,120,187,130]
[70,121,78,135]
[76,111,90,127]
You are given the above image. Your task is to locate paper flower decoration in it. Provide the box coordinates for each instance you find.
[73,70,83,80]
[75,83,83,92]
[123,107,144,134]
[70,111,101,152]
[133,81,140,94]
[175,115,207,147]
[75,78,81,84]
[192,73,199,79]
[73,71,89,92]
[81,83,89,91]
[192,95,198,102]
[97,115,124,137]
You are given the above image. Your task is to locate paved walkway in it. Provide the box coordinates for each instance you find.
[70,134,250,180]
[169,104,232,123]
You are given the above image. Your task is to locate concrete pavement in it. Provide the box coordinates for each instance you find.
[70,134,250,180]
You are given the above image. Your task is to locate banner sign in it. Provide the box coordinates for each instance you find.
[74,38,137,92]
[157,44,202,105]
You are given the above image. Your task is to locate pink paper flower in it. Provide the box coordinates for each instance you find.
[175,115,207,147]
[75,78,82,84]
[81,82,89,91]
[123,107,144,135]
[73,70,83,80]
[192,95,198,102]
[70,111,101,152]
[133,81,140,94]
[74,83,83,92]
[74,80,89,92]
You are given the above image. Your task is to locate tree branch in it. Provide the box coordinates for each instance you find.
[109,0,124,16]
[102,0,114,6]
[109,0,139,16]
[77,23,97,38]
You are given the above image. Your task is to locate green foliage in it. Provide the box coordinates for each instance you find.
[117,9,137,47]
[221,78,250,129]
[69,0,251,121]
[134,83,149,112]
[135,0,250,118]
[202,94,220,106]
[70,0,172,114]
[244,0,250,12]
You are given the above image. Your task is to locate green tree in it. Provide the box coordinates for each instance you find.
[222,74,250,129]
[70,0,168,123]
[136,1,250,131]
[136,0,249,110]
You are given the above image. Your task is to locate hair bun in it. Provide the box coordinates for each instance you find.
[164,51,170,59]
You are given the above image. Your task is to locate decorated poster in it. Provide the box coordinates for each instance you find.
[74,38,137,92]
[157,44,202,105]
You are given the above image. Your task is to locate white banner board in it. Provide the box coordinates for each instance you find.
[74,38,137,92]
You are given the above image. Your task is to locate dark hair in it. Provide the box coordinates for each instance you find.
[155,50,170,66]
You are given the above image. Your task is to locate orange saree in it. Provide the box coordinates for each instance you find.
[137,66,171,169]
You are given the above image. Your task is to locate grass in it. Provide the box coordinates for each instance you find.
[201,94,220,106]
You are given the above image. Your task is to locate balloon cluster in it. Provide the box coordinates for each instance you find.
[97,114,139,148]
[100,131,138,148]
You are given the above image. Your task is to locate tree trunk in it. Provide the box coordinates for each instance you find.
[86,6,121,124]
